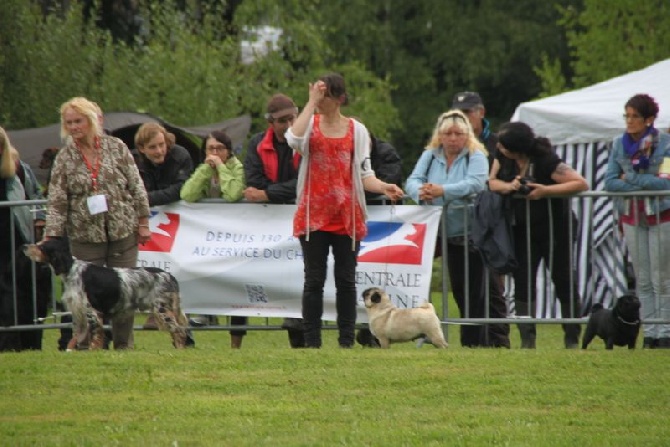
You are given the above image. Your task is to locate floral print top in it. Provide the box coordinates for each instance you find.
[45,135,150,243]
[293,115,366,239]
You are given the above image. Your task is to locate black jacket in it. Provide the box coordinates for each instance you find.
[138,144,194,206]
[471,190,517,274]
[367,136,403,203]
[479,118,498,171]
[244,131,299,204]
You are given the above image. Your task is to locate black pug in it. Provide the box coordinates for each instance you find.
[581,294,641,350]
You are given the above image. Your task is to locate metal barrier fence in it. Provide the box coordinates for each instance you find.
[2,192,669,345]
[442,190,670,329]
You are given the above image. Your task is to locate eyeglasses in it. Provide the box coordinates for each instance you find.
[206,144,228,152]
[623,113,643,121]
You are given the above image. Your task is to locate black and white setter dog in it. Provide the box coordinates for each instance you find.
[24,237,189,350]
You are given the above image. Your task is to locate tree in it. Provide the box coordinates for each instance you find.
[0,0,398,144]
[537,0,670,95]
[314,0,578,173]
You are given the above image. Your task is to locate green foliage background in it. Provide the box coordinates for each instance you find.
[1,0,670,173]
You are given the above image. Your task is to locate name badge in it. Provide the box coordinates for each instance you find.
[87,194,108,215]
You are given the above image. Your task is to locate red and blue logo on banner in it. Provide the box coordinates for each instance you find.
[358,221,427,265]
[139,211,180,253]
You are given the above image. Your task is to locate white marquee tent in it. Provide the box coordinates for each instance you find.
[512,58,670,145]
[509,59,670,316]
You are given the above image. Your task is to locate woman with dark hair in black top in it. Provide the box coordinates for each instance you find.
[488,122,588,349]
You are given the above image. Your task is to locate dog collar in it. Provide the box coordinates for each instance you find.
[617,315,640,326]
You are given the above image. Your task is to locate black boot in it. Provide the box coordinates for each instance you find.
[355,328,380,348]
[287,328,305,348]
[563,323,581,349]
[518,324,536,349]
[515,302,536,349]
[643,337,657,349]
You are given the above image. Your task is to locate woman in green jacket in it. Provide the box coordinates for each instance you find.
[180,130,246,347]
[180,130,244,203]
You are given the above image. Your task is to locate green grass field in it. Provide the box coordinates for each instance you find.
[1,306,668,447]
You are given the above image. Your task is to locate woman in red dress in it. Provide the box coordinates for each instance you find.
[286,73,404,348]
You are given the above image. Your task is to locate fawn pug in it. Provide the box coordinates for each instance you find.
[362,287,448,349]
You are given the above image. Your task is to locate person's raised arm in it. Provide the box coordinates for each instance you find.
[290,81,326,138]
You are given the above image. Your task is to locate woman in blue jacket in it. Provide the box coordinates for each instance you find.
[406,110,497,347]
[605,94,670,349]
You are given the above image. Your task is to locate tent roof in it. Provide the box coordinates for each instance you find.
[511,59,670,146]
[7,112,251,185]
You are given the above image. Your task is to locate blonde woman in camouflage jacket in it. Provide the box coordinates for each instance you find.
[44,97,150,350]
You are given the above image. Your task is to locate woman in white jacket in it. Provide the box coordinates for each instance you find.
[286,73,403,348]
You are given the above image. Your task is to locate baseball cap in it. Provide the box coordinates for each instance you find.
[452,91,483,110]
[265,94,298,120]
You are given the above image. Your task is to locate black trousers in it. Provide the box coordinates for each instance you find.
[446,242,484,347]
[446,241,509,347]
[486,271,511,348]
[512,222,582,341]
[299,231,360,348]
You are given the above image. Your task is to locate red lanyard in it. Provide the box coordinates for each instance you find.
[76,137,101,191]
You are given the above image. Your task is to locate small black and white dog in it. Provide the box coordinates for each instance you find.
[24,237,189,350]
[581,294,641,350]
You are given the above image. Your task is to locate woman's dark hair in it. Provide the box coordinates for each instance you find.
[625,94,659,119]
[319,72,349,106]
[497,122,552,158]
[201,130,232,153]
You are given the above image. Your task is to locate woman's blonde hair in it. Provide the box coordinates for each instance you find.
[425,109,486,156]
[59,97,103,141]
[0,126,17,179]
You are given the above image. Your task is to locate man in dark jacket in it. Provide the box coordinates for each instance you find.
[244,93,304,348]
[366,134,403,204]
[134,123,195,339]
[452,91,510,348]
[135,123,194,207]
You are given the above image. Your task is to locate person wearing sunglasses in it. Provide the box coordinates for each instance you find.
[406,109,493,348]
[243,93,305,348]
[244,94,300,205]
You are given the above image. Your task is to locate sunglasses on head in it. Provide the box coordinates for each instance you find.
[439,112,468,126]
[274,115,296,124]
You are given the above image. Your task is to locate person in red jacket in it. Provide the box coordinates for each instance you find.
[244,93,303,347]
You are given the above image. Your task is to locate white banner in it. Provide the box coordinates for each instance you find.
[137,203,442,322]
